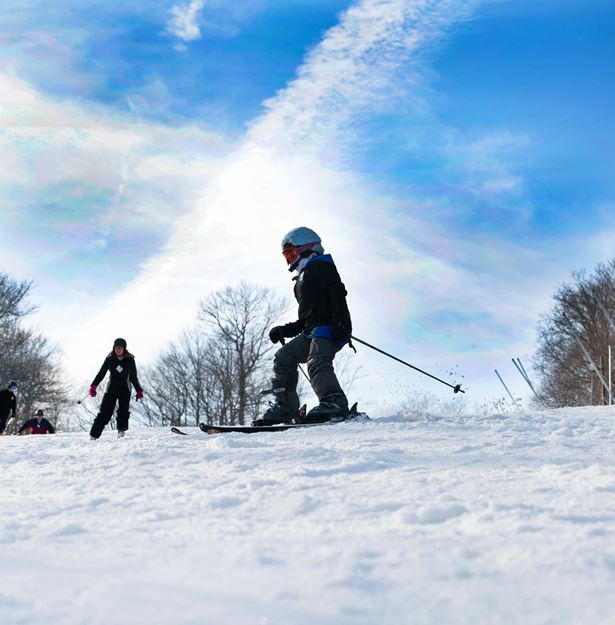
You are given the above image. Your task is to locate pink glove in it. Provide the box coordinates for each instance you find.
[89,385,97,397]
[136,389,143,401]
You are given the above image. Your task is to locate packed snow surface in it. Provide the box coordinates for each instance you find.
[2,407,615,625]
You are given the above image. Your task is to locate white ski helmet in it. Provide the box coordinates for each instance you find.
[281,227,324,270]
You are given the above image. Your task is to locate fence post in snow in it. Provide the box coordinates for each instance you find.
[495,369,520,408]
[590,375,594,405]
[610,345,612,406]
[562,314,612,404]
[597,300,615,334]
[512,358,539,399]
[573,334,611,402]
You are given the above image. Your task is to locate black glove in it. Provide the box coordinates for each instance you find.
[269,326,286,344]
[331,322,351,341]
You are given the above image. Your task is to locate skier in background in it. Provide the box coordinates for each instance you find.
[88,338,143,439]
[0,380,18,435]
[18,409,56,435]
[255,227,352,425]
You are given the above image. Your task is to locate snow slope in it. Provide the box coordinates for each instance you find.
[2,407,615,625]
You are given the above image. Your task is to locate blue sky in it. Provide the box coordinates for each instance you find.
[1,0,614,410]
[2,0,349,127]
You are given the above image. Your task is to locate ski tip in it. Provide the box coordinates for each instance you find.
[199,423,222,435]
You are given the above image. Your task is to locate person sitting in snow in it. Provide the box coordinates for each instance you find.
[18,409,56,435]
[254,227,352,425]
[88,338,143,440]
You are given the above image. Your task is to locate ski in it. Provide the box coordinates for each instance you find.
[196,403,368,435]
[199,421,313,434]
[170,404,368,436]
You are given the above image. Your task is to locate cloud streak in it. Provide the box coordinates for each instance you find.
[252,0,480,153]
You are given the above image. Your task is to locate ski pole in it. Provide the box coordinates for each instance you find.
[76,393,89,405]
[350,335,465,394]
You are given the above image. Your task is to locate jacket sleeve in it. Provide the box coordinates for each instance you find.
[283,319,305,338]
[11,395,16,416]
[91,358,110,387]
[44,419,56,434]
[129,359,143,393]
[18,419,34,434]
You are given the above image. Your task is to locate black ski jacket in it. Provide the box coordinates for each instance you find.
[91,354,143,395]
[0,389,16,417]
[282,254,352,337]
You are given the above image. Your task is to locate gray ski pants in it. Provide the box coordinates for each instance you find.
[272,334,347,415]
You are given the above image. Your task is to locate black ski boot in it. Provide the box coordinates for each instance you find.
[252,402,294,427]
[303,396,349,424]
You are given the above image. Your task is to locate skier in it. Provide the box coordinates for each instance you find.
[18,409,56,435]
[0,380,18,435]
[88,338,143,439]
[254,227,352,425]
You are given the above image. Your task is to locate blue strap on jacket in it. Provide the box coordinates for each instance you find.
[304,325,348,348]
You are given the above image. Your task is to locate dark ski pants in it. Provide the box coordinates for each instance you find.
[0,412,10,435]
[272,335,347,415]
[90,391,131,439]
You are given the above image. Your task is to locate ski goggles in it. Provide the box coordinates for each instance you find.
[282,245,299,265]
[282,242,318,265]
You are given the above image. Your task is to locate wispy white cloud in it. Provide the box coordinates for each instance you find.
[0,72,231,230]
[167,0,206,49]
[0,72,233,330]
[251,0,480,154]
[444,129,530,194]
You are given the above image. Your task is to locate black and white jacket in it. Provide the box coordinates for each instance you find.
[91,353,143,395]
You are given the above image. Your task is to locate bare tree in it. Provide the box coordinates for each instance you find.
[138,331,209,427]
[0,272,70,432]
[138,283,287,427]
[198,283,287,424]
[0,321,70,432]
[0,272,36,324]
[534,260,615,407]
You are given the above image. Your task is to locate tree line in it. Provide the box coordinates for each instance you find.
[534,259,615,408]
[136,283,288,427]
[0,272,70,431]
[4,258,615,430]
